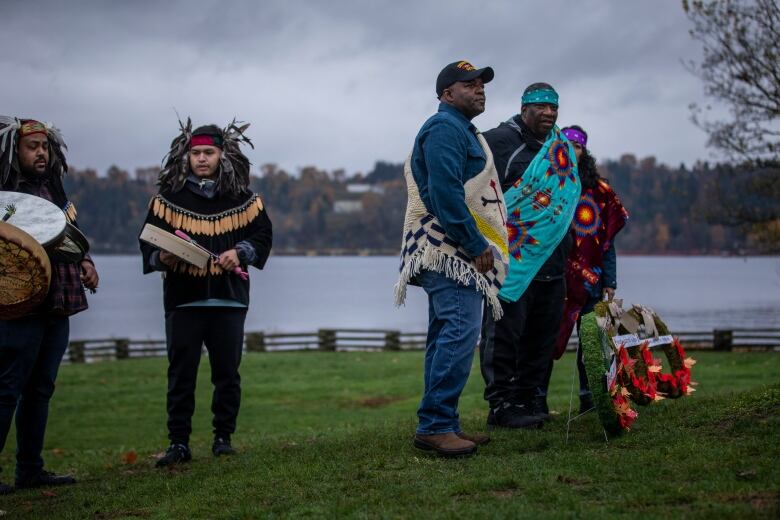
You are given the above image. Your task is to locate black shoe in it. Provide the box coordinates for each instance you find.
[212,437,235,457]
[579,393,595,415]
[533,395,551,422]
[155,444,192,467]
[15,470,76,489]
[490,403,544,429]
[0,481,13,494]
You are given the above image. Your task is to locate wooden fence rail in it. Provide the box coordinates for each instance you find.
[63,327,780,363]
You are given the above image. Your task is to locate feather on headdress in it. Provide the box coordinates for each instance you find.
[159,117,254,196]
[0,116,68,189]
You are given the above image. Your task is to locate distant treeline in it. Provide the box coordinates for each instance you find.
[63,155,762,255]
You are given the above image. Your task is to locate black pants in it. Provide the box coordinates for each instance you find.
[479,278,565,408]
[164,307,247,445]
[0,315,69,481]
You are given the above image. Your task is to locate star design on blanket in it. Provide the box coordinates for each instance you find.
[506,208,539,261]
[546,140,577,189]
[573,192,601,246]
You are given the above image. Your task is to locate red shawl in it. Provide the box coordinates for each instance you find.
[554,179,628,358]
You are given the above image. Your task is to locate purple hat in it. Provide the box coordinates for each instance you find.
[562,127,587,148]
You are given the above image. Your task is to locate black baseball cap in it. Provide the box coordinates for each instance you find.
[436,60,494,98]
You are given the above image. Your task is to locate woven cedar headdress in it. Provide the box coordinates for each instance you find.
[0,116,68,190]
[159,117,254,196]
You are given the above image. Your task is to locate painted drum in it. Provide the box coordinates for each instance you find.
[0,191,90,263]
[0,221,52,319]
[0,191,66,248]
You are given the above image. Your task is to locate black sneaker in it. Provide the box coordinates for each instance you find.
[533,395,551,422]
[0,481,13,494]
[15,470,76,489]
[212,437,235,457]
[155,444,192,468]
[490,402,544,429]
[579,393,595,415]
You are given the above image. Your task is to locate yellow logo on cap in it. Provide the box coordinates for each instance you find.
[456,61,476,71]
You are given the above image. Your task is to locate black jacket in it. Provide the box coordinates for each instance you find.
[140,187,273,311]
[483,116,571,280]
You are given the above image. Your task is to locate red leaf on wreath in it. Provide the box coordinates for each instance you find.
[673,338,686,357]
[618,347,636,370]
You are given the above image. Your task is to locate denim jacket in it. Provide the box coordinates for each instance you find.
[410,103,488,257]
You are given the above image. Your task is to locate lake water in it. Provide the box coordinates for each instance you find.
[70,255,780,340]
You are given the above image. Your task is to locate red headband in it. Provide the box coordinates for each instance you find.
[190,135,220,148]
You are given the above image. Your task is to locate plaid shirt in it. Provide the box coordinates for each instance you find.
[15,177,91,316]
[46,256,91,316]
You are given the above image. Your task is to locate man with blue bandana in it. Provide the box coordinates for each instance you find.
[478,83,580,429]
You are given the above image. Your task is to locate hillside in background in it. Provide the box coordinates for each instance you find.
[62,155,771,255]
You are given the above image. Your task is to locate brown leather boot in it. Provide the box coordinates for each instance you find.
[457,431,490,446]
[413,432,477,457]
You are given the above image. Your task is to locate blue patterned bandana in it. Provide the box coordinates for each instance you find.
[521,88,559,107]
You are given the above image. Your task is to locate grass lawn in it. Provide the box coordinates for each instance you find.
[1,350,778,519]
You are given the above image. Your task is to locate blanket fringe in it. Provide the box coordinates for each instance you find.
[394,245,503,321]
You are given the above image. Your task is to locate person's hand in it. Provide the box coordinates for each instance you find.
[475,247,495,274]
[218,249,240,271]
[603,287,616,301]
[159,251,180,269]
[80,261,99,290]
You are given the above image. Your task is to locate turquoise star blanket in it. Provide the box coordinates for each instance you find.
[499,127,581,302]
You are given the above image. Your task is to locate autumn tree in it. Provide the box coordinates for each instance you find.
[683,0,780,161]
[683,0,780,250]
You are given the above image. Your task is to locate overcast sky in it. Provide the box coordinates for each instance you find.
[1,0,721,175]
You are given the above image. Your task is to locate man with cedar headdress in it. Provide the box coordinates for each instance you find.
[0,117,98,493]
[139,121,272,467]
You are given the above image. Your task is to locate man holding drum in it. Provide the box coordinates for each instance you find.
[0,118,98,493]
[140,121,272,467]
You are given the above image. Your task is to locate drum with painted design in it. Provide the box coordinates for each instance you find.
[0,221,52,319]
[0,191,89,263]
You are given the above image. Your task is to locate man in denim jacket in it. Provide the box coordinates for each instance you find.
[405,61,498,457]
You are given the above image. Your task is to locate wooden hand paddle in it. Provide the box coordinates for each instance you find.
[174,230,249,280]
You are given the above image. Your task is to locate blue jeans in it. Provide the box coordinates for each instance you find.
[0,315,69,481]
[416,269,483,435]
